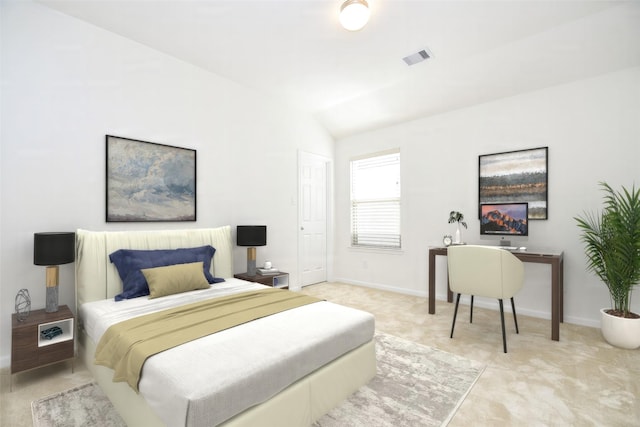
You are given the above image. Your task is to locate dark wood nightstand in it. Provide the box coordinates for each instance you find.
[11,305,75,390]
[234,272,290,289]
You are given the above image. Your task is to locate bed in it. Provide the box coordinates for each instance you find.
[75,226,376,427]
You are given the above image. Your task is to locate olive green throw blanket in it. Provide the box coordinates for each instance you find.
[95,288,322,392]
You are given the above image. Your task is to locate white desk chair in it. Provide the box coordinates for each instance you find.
[447,245,524,353]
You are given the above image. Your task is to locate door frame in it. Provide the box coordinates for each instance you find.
[297,150,333,288]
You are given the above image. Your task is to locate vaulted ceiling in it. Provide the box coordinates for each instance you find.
[38,0,640,139]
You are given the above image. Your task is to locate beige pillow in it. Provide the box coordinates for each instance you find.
[142,262,210,299]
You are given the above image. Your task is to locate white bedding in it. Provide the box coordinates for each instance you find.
[80,278,375,427]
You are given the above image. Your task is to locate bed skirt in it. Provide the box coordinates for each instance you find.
[79,330,376,427]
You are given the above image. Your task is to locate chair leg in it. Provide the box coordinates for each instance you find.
[499,299,507,353]
[470,295,474,324]
[450,293,461,339]
[511,297,519,334]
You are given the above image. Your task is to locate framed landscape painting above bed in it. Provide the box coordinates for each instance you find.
[478,146,548,220]
[106,135,196,222]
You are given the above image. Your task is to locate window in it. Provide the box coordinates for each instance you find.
[350,150,401,249]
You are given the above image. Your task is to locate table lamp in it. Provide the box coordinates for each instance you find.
[237,225,266,276]
[34,232,75,312]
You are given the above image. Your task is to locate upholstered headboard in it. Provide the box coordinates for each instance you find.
[75,226,234,307]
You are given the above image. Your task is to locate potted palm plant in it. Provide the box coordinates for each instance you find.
[448,211,467,244]
[575,182,640,349]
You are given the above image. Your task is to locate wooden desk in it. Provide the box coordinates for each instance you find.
[428,246,564,341]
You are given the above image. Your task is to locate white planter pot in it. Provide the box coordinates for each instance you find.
[600,308,640,349]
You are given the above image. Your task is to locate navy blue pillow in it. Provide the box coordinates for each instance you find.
[110,246,224,301]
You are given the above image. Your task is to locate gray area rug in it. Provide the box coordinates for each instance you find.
[32,332,484,427]
[314,332,485,426]
[31,382,126,427]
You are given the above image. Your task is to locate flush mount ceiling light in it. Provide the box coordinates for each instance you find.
[339,0,370,31]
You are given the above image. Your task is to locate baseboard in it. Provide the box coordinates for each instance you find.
[331,278,427,298]
[331,278,600,329]
[561,315,600,329]
[0,355,9,370]
[446,296,600,328]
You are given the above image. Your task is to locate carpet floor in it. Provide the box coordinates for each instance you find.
[32,332,484,427]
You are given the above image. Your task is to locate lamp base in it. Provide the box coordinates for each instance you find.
[44,265,60,312]
[45,284,59,312]
[246,247,257,276]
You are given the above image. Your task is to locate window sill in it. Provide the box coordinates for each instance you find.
[348,246,404,255]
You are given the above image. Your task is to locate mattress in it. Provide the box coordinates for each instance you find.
[80,279,375,427]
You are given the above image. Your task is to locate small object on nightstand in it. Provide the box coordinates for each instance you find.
[257,267,280,275]
[443,235,452,247]
[15,288,31,322]
[40,326,63,340]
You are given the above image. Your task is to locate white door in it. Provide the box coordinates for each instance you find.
[298,151,329,287]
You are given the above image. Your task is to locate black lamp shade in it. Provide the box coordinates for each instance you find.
[237,226,267,247]
[34,232,75,266]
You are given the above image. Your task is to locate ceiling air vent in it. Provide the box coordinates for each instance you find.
[402,48,432,66]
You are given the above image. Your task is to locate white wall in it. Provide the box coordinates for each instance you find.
[0,1,334,367]
[334,67,640,328]
[3,2,639,370]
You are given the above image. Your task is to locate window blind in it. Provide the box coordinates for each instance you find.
[350,150,401,249]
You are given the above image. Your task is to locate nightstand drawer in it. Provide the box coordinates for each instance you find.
[12,327,38,351]
[10,349,38,373]
[39,340,74,366]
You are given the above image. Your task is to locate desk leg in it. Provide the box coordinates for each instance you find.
[428,251,436,314]
[559,257,564,323]
[551,258,561,341]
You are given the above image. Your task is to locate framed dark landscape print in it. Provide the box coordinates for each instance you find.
[478,147,548,220]
[106,135,196,222]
